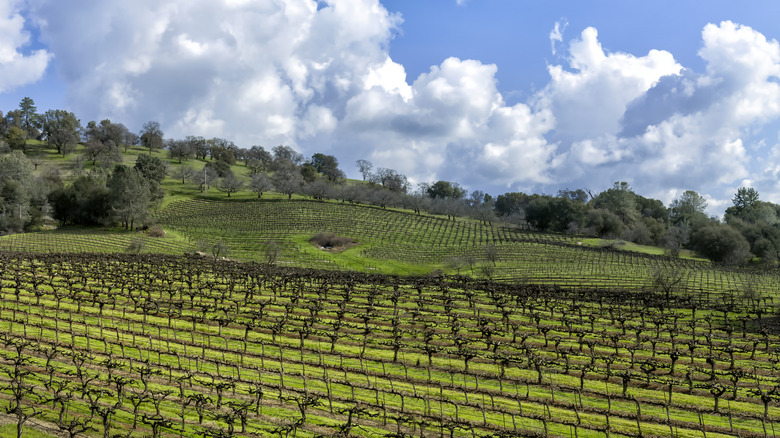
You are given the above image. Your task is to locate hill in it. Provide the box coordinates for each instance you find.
[1,141,778,299]
[0,141,779,437]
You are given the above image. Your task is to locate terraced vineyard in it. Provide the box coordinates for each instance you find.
[0,252,778,437]
[154,198,554,269]
[0,227,195,256]
[2,198,778,303]
[153,198,780,301]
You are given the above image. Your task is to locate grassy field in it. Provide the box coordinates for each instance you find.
[0,252,777,437]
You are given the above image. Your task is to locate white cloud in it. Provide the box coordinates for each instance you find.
[537,21,780,211]
[341,56,555,187]
[549,19,567,55]
[0,0,50,93]
[17,1,780,207]
[27,0,401,146]
[542,27,682,143]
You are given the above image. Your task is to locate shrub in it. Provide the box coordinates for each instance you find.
[691,225,751,264]
[147,226,165,238]
[310,232,355,249]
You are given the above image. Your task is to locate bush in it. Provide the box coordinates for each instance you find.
[583,209,625,237]
[146,226,165,238]
[691,225,751,264]
[310,232,355,249]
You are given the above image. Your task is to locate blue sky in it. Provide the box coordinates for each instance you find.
[3,0,780,215]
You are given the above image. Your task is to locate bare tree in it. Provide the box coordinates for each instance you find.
[249,173,273,198]
[217,172,244,197]
[356,159,373,181]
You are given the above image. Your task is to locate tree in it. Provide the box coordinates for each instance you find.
[140,121,164,154]
[204,160,232,177]
[426,181,465,200]
[584,208,625,238]
[85,119,127,148]
[494,192,528,217]
[4,109,21,131]
[356,159,373,181]
[558,188,589,203]
[134,154,167,201]
[663,224,691,257]
[372,168,408,193]
[217,172,244,197]
[310,153,344,181]
[300,163,318,183]
[208,137,237,164]
[304,178,331,200]
[4,126,26,151]
[247,145,273,167]
[83,138,122,168]
[591,182,639,226]
[249,173,273,198]
[172,165,195,184]
[190,166,219,192]
[669,190,708,226]
[42,110,81,155]
[525,196,554,231]
[273,163,303,199]
[48,174,110,226]
[123,129,139,150]
[166,139,194,163]
[691,224,751,264]
[0,151,35,232]
[18,97,40,139]
[731,187,759,214]
[107,165,151,230]
[272,145,303,166]
[134,154,168,184]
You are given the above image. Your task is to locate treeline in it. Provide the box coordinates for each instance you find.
[1,97,779,266]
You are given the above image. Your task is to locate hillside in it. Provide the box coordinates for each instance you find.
[0,142,777,298]
[1,141,779,437]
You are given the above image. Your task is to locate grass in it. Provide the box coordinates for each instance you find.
[0,251,776,437]
[579,237,707,261]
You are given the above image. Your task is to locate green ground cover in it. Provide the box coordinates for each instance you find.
[2,141,779,436]
[3,195,778,301]
[0,252,776,437]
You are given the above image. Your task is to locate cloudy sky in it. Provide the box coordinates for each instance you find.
[3,0,780,215]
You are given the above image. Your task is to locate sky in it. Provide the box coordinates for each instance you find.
[3,0,780,216]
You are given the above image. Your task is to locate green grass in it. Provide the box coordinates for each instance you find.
[0,423,56,438]
[0,252,777,437]
[579,238,707,261]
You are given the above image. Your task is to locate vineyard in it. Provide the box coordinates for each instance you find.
[152,199,780,300]
[0,252,778,437]
[0,227,195,256]
[3,198,779,300]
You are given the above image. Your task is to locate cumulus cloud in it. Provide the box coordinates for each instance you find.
[18,0,780,207]
[536,21,780,213]
[542,27,682,143]
[0,0,50,93]
[27,0,401,146]
[342,57,555,187]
